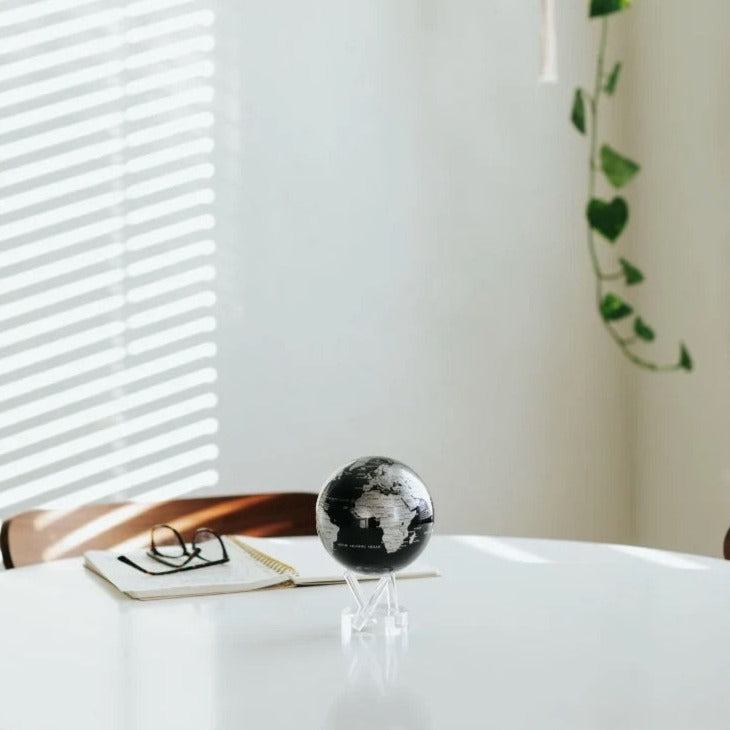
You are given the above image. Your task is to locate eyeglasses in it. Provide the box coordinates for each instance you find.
[117,524,230,575]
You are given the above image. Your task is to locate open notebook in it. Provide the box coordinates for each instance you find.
[84,535,440,600]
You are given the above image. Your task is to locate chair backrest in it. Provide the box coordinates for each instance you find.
[0,493,317,569]
[724,527,730,560]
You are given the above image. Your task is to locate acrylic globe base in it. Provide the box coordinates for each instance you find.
[341,605,408,640]
[340,571,408,640]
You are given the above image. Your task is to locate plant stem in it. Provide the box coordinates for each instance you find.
[589,19,607,200]
[586,19,681,372]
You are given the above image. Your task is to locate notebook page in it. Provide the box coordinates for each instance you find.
[84,537,289,599]
[232,536,440,585]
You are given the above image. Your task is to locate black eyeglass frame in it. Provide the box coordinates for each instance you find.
[117,524,230,576]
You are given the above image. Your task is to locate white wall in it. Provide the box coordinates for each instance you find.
[211,0,633,542]
[0,0,722,554]
[628,0,730,556]
[0,1,646,546]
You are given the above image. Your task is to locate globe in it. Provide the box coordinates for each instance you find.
[316,456,434,574]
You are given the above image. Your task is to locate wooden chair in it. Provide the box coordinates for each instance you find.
[0,493,317,569]
[724,526,730,560]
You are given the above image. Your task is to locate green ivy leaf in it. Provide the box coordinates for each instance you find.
[571,89,586,134]
[619,258,644,285]
[600,293,633,321]
[633,317,655,342]
[679,343,693,371]
[590,0,633,17]
[604,62,622,95]
[586,197,629,242]
[600,145,640,188]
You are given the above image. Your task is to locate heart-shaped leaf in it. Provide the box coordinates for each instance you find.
[571,89,586,134]
[604,62,622,95]
[600,293,633,321]
[587,197,629,242]
[620,258,644,285]
[590,0,633,17]
[634,317,655,342]
[679,343,693,371]
[601,145,640,188]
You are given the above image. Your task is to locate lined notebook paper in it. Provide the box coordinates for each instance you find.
[84,535,439,600]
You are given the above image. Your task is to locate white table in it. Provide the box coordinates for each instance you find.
[1,535,729,729]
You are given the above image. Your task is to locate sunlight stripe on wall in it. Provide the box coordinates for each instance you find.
[0,367,217,457]
[0,0,220,516]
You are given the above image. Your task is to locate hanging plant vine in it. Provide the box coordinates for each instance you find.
[572,0,692,372]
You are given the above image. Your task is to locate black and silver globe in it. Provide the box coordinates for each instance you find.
[316,456,434,574]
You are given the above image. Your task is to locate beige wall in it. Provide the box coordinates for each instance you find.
[627,0,730,556]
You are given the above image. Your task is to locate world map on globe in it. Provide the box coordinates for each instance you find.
[316,456,434,574]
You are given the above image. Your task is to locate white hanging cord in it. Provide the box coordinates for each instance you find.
[539,0,558,82]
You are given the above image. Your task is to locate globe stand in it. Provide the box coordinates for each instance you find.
[340,571,408,639]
